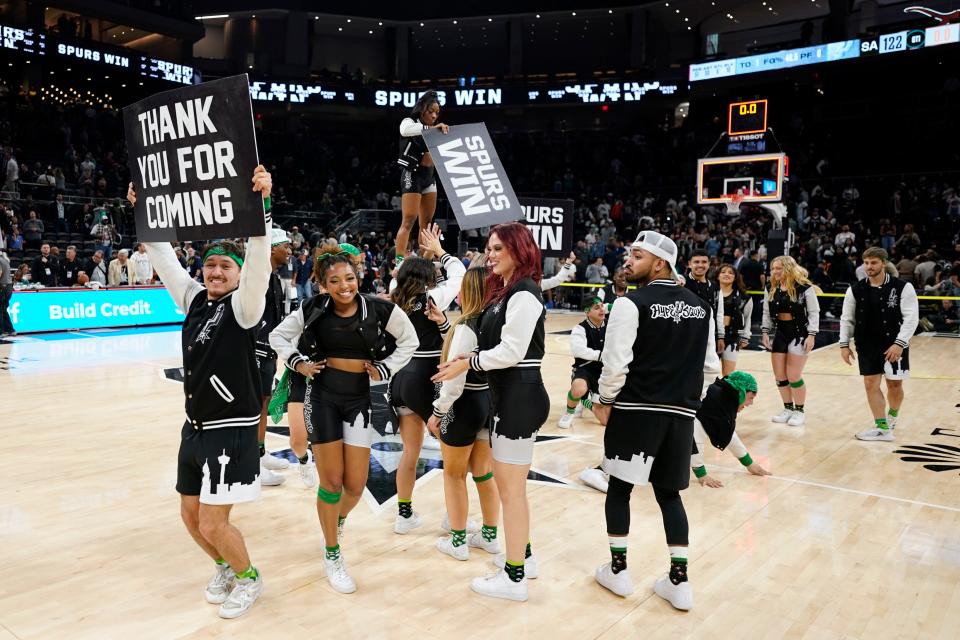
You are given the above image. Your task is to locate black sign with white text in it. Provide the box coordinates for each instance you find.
[123,75,262,242]
[520,198,573,258]
[424,123,522,230]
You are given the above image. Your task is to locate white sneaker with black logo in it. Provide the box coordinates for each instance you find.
[855,427,895,442]
[217,575,263,619]
[204,564,235,604]
[470,569,528,602]
[595,562,634,597]
[771,409,793,423]
[492,552,538,579]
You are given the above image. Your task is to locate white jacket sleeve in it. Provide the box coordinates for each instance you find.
[803,287,820,335]
[231,221,273,329]
[570,323,600,362]
[691,419,707,471]
[469,291,543,372]
[715,292,725,339]
[427,253,466,312]
[376,304,418,380]
[144,242,203,313]
[540,262,576,291]
[597,297,639,404]
[838,287,856,348]
[400,117,427,137]
[703,310,721,381]
[739,297,753,341]
[269,307,307,370]
[896,283,919,347]
[433,323,478,417]
[727,432,749,460]
[761,294,772,334]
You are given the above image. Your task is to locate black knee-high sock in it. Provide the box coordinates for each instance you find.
[653,484,689,584]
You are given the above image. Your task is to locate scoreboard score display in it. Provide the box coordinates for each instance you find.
[727,99,768,136]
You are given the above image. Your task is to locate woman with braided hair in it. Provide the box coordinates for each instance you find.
[270,238,417,594]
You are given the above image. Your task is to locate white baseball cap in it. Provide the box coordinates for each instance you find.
[270,227,291,246]
[632,230,678,275]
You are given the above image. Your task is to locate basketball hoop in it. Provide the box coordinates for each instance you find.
[725,193,744,216]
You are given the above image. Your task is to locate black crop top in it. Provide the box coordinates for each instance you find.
[313,307,371,359]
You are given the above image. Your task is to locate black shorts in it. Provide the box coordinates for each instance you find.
[289,370,307,404]
[258,357,277,397]
[176,422,261,505]
[488,370,550,465]
[602,411,693,491]
[571,366,600,395]
[389,357,440,422]
[400,164,437,195]
[304,368,374,447]
[439,389,492,447]
[771,332,808,356]
[858,345,910,380]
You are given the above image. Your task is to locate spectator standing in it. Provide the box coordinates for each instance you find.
[130,243,153,284]
[31,243,59,287]
[60,245,82,287]
[293,250,313,301]
[51,192,70,233]
[4,149,18,192]
[90,212,115,260]
[22,210,44,249]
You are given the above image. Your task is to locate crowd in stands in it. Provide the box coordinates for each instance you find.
[1,91,959,335]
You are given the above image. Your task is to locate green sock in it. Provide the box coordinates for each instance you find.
[580,397,594,410]
[525,542,532,559]
[297,452,309,464]
[338,515,346,526]
[784,402,794,410]
[888,408,899,417]
[566,405,576,414]
[451,529,467,547]
[482,524,497,542]
[875,418,889,430]
[325,544,340,561]
[214,557,226,566]
[793,404,804,413]
[236,565,258,581]
[258,441,265,457]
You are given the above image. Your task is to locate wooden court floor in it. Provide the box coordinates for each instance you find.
[1,316,958,640]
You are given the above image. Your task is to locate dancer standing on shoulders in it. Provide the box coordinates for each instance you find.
[839,247,918,442]
[762,256,819,427]
[427,266,502,561]
[388,224,465,534]
[592,231,714,610]
[434,222,549,602]
[396,91,449,266]
[269,241,417,594]
[127,167,272,619]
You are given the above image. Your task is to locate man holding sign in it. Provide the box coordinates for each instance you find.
[124,75,274,619]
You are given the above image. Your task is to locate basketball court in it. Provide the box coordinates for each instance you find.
[2,316,958,639]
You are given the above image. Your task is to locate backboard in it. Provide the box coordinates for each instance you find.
[696,152,786,205]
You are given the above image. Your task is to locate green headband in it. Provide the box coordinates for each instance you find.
[724,370,758,405]
[339,243,361,256]
[583,297,603,311]
[202,246,244,267]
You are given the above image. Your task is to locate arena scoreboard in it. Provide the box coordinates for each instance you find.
[727,99,768,136]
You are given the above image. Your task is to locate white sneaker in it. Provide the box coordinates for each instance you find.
[217,576,263,619]
[595,562,634,597]
[324,555,357,594]
[260,466,285,486]
[654,574,693,611]
[440,513,479,533]
[422,435,442,451]
[787,411,806,427]
[436,536,470,561]
[467,532,501,554]
[493,552,538,579]
[886,414,898,429]
[204,564,235,604]
[470,569,528,602]
[771,409,793,423]
[855,427,894,442]
[558,412,575,429]
[261,452,290,471]
[298,458,317,488]
[393,511,423,534]
[579,467,609,493]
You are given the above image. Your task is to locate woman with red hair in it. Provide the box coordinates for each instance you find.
[434,222,549,602]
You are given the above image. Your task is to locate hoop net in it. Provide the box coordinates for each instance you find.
[726,192,745,215]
